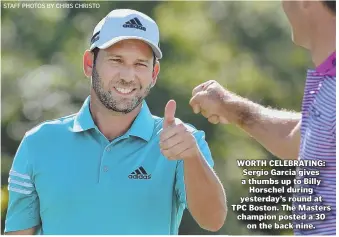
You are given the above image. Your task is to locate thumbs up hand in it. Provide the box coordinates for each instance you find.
[160,100,200,161]
[163,100,176,128]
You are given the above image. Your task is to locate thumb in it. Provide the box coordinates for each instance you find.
[163,100,176,128]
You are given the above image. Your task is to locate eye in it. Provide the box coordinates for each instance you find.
[109,58,122,63]
[136,63,147,67]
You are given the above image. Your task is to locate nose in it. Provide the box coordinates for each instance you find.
[119,65,135,83]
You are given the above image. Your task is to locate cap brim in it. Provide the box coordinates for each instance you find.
[92,36,162,59]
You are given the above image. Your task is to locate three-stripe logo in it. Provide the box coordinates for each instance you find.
[8,170,34,195]
[123,17,146,31]
[128,166,151,179]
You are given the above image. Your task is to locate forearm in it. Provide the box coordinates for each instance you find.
[222,96,301,159]
[5,226,37,235]
[184,152,226,232]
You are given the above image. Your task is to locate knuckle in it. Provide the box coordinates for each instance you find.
[162,149,169,157]
[201,110,210,118]
[161,141,167,149]
[161,132,169,141]
[186,133,194,142]
[168,150,175,158]
[177,123,186,131]
[192,95,201,103]
[160,133,165,141]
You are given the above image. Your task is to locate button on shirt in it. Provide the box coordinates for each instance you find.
[293,52,336,235]
[5,97,214,234]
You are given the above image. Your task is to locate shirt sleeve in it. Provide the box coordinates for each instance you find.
[175,128,214,207]
[5,135,41,233]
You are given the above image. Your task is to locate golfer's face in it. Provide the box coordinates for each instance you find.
[94,39,156,113]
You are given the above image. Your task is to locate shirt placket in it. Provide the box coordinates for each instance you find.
[97,131,129,184]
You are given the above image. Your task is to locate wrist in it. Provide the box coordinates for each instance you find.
[234,99,259,128]
[183,146,202,163]
[221,94,256,127]
[219,93,241,125]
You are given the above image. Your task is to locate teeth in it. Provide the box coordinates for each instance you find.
[115,87,133,94]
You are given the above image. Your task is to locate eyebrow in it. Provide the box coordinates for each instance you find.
[136,59,150,64]
[106,54,151,63]
[106,54,122,58]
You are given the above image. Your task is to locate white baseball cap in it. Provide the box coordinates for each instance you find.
[90,9,162,59]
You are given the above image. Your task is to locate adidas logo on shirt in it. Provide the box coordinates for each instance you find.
[128,166,151,179]
[123,17,146,31]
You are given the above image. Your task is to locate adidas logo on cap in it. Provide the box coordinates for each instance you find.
[123,17,146,31]
[128,166,151,179]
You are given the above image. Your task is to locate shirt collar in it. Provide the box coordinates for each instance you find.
[127,100,154,142]
[315,51,336,76]
[72,96,96,133]
[72,96,154,142]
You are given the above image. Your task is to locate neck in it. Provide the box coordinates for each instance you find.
[89,93,141,141]
[309,17,336,67]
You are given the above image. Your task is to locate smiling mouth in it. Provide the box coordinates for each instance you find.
[113,86,136,95]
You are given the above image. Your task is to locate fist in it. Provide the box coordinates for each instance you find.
[189,80,233,124]
[160,100,199,160]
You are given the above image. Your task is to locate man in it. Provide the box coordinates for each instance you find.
[5,9,226,235]
[190,0,335,235]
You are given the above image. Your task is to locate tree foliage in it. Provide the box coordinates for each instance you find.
[1,1,311,235]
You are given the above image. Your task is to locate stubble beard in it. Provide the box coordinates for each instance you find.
[91,64,152,114]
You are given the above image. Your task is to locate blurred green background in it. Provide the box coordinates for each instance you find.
[1,1,312,235]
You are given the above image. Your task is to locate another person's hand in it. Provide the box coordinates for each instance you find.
[160,100,200,160]
[189,80,238,125]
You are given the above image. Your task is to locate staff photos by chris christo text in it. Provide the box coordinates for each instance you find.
[2,2,100,9]
[233,159,331,231]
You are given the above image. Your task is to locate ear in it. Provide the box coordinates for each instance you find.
[151,61,160,87]
[83,50,94,78]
